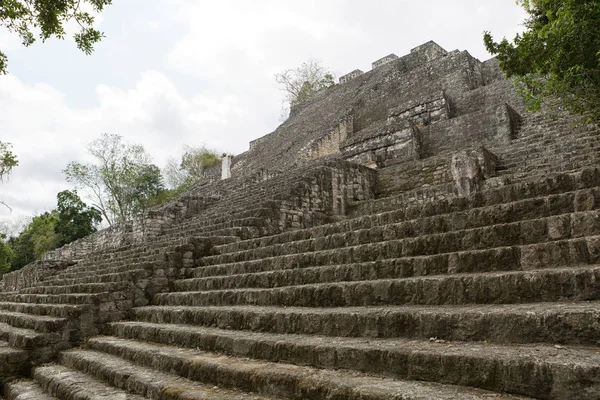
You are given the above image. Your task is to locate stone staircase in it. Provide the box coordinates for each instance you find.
[2,42,600,398]
[2,163,599,398]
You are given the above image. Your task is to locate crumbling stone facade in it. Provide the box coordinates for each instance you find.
[1,41,600,399]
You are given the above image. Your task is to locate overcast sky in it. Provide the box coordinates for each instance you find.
[0,0,527,231]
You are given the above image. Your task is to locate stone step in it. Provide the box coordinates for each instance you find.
[20,281,130,295]
[0,323,63,365]
[92,329,600,399]
[214,187,599,257]
[0,291,128,306]
[510,123,598,145]
[0,323,53,350]
[352,167,600,217]
[498,155,600,177]
[502,130,600,153]
[0,302,91,319]
[198,210,600,269]
[62,245,170,267]
[41,268,150,287]
[127,301,600,346]
[180,232,600,292]
[84,336,532,400]
[166,224,263,242]
[0,341,28,384]
[165,216,269,235]
[33,364,145,400]
[156,265,600,308]
[164,206,278,233]
[57,349,276,399]
[0,310,66,333]
[500,142,600,166]
[49,262,159,282]
[190,234,600,280]
[4,380,57,400]
[57,255,166,277]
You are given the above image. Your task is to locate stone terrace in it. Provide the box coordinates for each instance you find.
[1,41,599,399]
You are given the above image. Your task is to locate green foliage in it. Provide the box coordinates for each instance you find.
[181,146,221,178]
[484,0,600,122]
[275,60,336,108]
[0,141,18,180]
[143,180,193,209]
[8,212,60,271]
[0,236,14,276]
[63,133,165,225]
[0,141,18,209]
[163,145,223,189]
[5,190,103,271]
[0,0,112,74]
[7,235,32,271]
[55,190,102,246]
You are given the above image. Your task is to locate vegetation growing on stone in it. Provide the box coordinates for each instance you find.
[275,60,336,109]
[163,144,223,189]
[484,0,600,123]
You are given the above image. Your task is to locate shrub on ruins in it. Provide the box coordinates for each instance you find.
[484,0,600,123]
[163,144,222,189]
[63,133,166,226]
[275,60,336,109]
[0,0,112,74]
[54,190,102,247]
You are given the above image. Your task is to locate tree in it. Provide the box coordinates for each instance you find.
[4,190,101,272]
[63,133,165,225]
[163,144,222,189]
[0,0,112,74]
[0,141,18,180]
[0,235,14,276]
[484,0,600,123]
[275,60,336,108]
[8,212,59,270]
[54,190,102,246]
[0,141,18,209]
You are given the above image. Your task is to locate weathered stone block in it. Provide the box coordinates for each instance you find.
[450,150,483,197]
[495,103,522,143]
[372,54,399,69]
[450,147,498,197]
[221,156,232,180]
[339,69,364,84]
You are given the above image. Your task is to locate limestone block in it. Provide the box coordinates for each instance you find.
[372,54,399,69]
[339,69,364,84]
[222,156,232,180]
[410,41,448,61]
[495,103,523,143]
[451,150,484,197]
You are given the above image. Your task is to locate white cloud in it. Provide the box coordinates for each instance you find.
[0,71,251,225]
[0,27,20,53]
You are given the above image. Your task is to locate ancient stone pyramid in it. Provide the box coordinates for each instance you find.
[1,41,599,399]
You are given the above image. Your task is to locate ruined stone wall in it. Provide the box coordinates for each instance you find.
[276,160,376,230]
